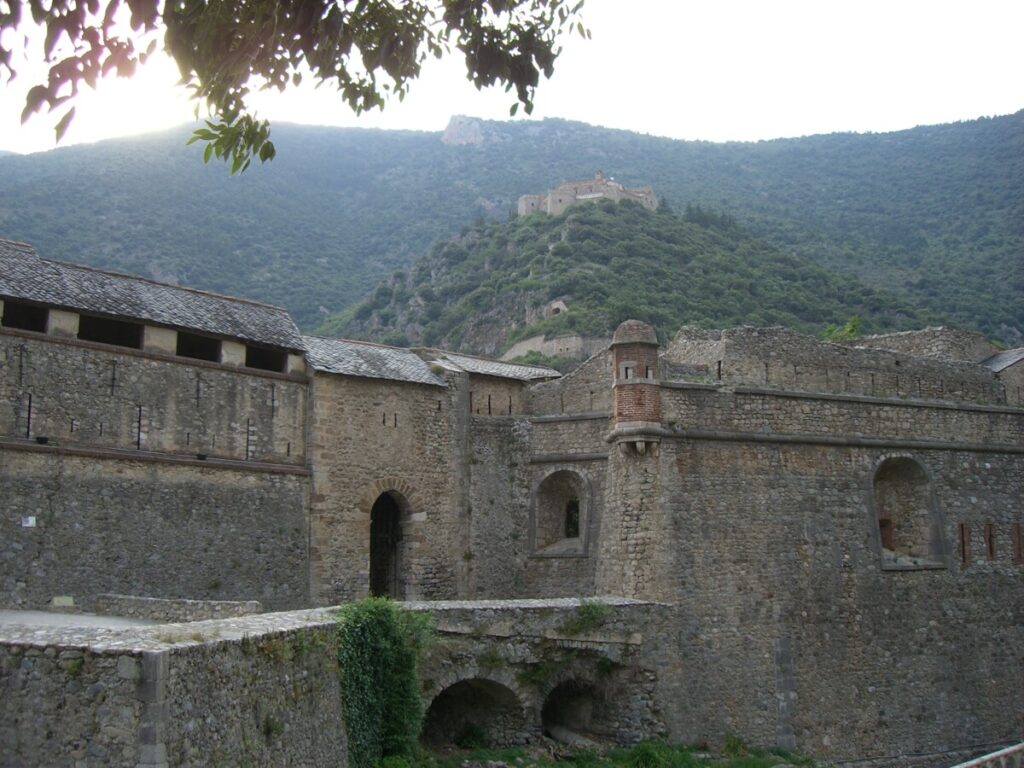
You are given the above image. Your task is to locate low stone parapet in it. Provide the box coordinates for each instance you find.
[94,594,262,623]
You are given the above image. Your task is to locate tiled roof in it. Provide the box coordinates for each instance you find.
[983,348,1024,373]
[0,239,303,349]
[433,351,560,381]
[303,336,446,387]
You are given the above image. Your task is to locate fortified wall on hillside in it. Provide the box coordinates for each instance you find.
[517,171,657,216]
[2,237,1023,767]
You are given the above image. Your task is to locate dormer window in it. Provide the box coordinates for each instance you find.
[245,344,287,372]
[176,331,221,362]
[1,300,48,332]
[77,315,142,349]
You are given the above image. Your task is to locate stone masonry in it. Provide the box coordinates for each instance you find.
[3,237,1024,767]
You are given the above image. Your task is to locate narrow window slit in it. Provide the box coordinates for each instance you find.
[959,523,971,567]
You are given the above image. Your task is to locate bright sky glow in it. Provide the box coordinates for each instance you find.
[1,0,1022,154]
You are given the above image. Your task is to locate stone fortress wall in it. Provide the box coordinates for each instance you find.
[3,236,1024,766]
[0,277,312,611]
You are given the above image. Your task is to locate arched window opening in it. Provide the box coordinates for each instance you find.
[370,492,404,598]
[873,457,945,569]
[421,679,530,748]
[534,470,587,555]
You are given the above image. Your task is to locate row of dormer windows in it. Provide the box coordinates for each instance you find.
[1,298,288,372]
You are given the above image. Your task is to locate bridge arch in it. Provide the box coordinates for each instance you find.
[422,673,536,748]
[541,677,607,743]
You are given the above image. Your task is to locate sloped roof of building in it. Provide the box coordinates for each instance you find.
[982,348,1024,372]
[431,351,560,381]
[303,336,446,387]
[0,238,303,349]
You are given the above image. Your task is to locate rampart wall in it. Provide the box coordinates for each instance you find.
[467,373,529,416]
[93,594,263,623]
[661,386,1024,447]
[846,328,995,362]
[1,330,307,463]
[667,327,1006,405]
[0,610,345,767]
[0,329,311,611]
[654,434,1024,764]
[527,350,612,415]
[0,449,310,610]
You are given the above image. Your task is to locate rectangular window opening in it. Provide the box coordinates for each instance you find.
[1012,522,1023,565]
[2,300,48,332]
[77,315,143,349]
[984,523,995,560]
[177,331,221,362]
[878,518,894,551]
[244,345,286,372]
[564,497,580,539]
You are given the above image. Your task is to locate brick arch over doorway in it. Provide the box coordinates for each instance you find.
[357,477,424,521]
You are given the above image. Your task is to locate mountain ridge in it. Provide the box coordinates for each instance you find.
[1,111,1020,341]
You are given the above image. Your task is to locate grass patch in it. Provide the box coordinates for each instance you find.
[417,741,817,767]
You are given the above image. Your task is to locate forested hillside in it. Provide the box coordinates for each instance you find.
[1,111,1020,340]
[335,200,928,354]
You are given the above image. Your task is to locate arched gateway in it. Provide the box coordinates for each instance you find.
[369,491,404,597]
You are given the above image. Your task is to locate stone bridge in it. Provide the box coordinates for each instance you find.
[412,598,666,747]
[0,597,668,766]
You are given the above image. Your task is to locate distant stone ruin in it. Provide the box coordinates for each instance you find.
[517,171,657,216]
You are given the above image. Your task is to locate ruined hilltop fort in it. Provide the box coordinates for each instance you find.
[1,236,1023,766]
[517,171,658,216]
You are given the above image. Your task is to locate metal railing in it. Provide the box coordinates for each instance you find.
[950,743,1024,768]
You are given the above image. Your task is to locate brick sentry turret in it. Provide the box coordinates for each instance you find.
[611,319,661,428]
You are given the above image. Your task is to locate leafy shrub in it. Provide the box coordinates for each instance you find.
[337,598,434,768]
[561,600,610,636]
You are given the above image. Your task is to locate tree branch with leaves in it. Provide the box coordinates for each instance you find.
[2,0,587,172]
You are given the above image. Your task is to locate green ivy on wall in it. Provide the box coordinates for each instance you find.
[336,598,434,768]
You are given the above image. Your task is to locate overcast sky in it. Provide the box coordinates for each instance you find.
[1,0,1021,155]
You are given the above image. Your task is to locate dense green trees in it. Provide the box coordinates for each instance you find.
[1,111,1020,339]
[335,199,929,351]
